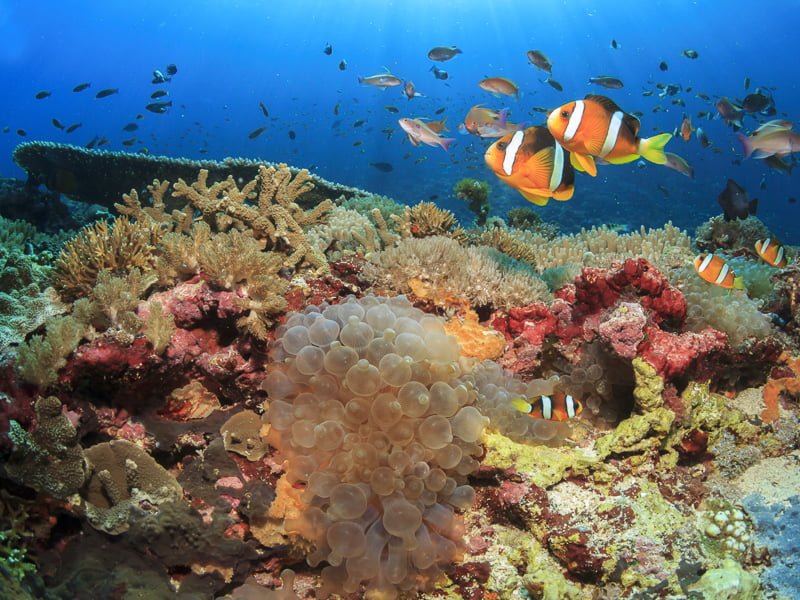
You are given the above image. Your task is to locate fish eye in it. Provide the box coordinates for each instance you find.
[560,110,569,118]
[497,142,507,150]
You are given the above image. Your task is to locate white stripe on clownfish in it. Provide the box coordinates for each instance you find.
[698,254,714,272]
[541,395,552,420]
[502,129,525,176]
[563,100,584,142]
[715,263,730,285]
[599,110,624,158]
[549,141,564,191]
[565,394,576,418]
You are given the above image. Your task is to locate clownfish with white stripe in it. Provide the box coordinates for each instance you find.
[754,238,788,268]
[546,94,672,177]
[484,126,575,206]
[693,254,745,290]
[511,393,583,421]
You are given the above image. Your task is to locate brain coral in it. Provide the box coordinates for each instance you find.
[263,295,489,599]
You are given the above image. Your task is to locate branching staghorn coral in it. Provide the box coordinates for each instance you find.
[15,315,84,388]
[171,164,333,274]
[52,217,164,302]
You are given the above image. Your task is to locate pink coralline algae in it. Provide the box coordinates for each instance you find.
[639,325,728,380]
[491,259,727,382]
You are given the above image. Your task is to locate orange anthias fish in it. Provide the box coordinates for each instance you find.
[461,104,522,138]
[680,114,695,142]
[755,238,788,268]
[546,94,672,176]
[398,117,455,151]
[693,254,745,289]
[484,126,575,206]
[512,393,583,421]
[478,77,520,99]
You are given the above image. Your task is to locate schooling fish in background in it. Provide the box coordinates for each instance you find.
[323,42,333,55]
[680,114,695,142]
[741,91,772,113]
[403,80,423,100]
[65,122,82,133]
[693,254,744,290]
[754,238,788,268]
[545,77,563,92]
[663,152,694,178]
[682,49,699,59]
[72,82,91,92]
[659,61,669,71]
[51,118,65,130]
[739,120,800,159]
[339,59,347,71]
[358,70,402,88]
[430,65,449,80]
[145,100,172,113]
[716,97,744,130]
[35,90,51,99]
[259,102,269,117]
[763,154,795,175]
[95,88,119,99]
[427,46,462,61]
[526,49,552,73]
[718,178,757,221]
[511,393,583,421]
[151,90,168,99]
[546,94,671,176]
[460,104,522,138]
[610,39,620,49]
[484,126,575,206]
[588,75,624,89]
[478,77,520,98]
[696,127,711,148]
[398,117,455,151]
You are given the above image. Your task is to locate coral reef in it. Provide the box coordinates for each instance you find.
[453,178,490,226]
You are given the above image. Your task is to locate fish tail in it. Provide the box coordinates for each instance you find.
[738,133,753,158]
[638,132,672,165]
[439,137,456,152]
[733,276,746,291]
[497,108,509,128]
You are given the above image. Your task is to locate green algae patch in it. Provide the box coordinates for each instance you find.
[632,357,664,413]
[687,558,759,599]
[482,430,598,487]
[595,408,675,458]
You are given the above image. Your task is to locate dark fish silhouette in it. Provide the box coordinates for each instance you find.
[370,162,393,172]
[51,118,64,129]
[95,88,119,98]
[122,123,138,132]
[35,90,51,99]
[288,130,296,140]
[427,46,462,61]
[17,129,27,136]
[659,61,668,71]
[545,77,563,91]
[589,76,624,89]
[339,60,347,71]
[145,100,172,113]
[718,179,757,221]
[324,43,332,55]
[72,82,91,92]
[165,64,178,76]
[121,138,138,147]
[65,123,82,133]
[682,49,699,59]
[248,126,267,139]
[610,39,619,49]
[150,90,168,99]
[259,102,269,117]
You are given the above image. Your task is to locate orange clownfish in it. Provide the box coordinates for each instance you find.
[546,94,672,177]
[512,393,583,421]
[484,126,575,206]
[755,238,788,268]
[693,254,745,289]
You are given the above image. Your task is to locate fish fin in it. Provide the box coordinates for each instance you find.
[525,146,555,180]
[511,398,532,413]
[571,152,598,177]
[497,108,509,128]
[552,185,575,201]
[584,94,623,114]
[457,123,470,135]
[439,137,456,152]
[407,134,419,146]
[751,149,775,159]
[519,189,550,206]
[623,113,641,136]
[737,134,753,158]
[604,154,640,165]
[638,132,672,165]
[733,276,746,290]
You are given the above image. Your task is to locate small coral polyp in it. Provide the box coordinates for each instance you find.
[263,295,488,599]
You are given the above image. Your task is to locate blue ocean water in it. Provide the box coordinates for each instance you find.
[0,0,797,242]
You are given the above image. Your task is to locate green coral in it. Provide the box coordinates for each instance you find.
[454,178,491,226]
[687,558,759,599]
[142,301,175,355]
[5,397,88,499]
[15,315,84,388]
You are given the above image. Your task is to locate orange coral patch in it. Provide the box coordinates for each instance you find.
[444,308,506,361]
[761,352,800,423]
